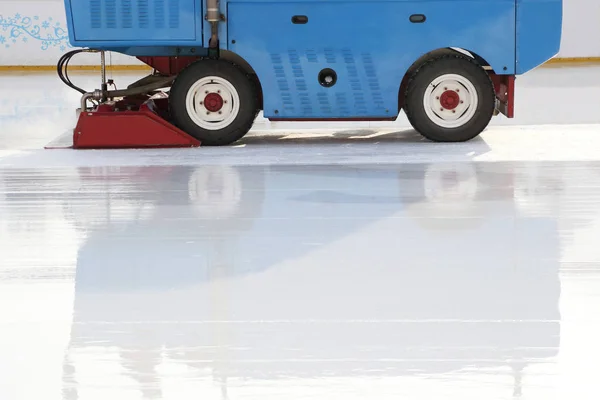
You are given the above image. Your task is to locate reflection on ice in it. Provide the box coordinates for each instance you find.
[53,162,562,399]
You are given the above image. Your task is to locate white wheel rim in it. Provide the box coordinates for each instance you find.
[423,73,478,128]
[185,76,240,131]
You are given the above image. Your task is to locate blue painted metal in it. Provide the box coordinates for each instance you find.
[227,1,518,119]
[63,0,203,45]
[516,0,563,74]
[62,0,562,119]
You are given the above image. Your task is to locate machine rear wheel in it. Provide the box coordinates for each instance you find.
[169,59,258,146]
[404,54,495,142]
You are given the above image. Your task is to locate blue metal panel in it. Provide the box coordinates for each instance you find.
[516,0,562,74]
[63,0,77,46]
[64,0,202,47]
[227,1,516,119]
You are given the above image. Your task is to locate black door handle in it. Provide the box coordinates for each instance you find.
[292,15,308,24]
[409,14,426,23]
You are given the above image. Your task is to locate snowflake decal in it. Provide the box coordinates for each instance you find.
[0,13,72,50]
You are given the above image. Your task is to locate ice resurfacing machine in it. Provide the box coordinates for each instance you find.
[57,0,562,148]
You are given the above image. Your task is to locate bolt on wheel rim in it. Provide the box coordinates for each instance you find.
[185,76,240,131]
[423,73,478,128]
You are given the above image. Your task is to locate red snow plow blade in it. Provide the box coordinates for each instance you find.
[46,96,200,150]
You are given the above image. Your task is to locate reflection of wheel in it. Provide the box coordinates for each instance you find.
[169,59,259,146]
[423,163,478,205]
[188,165,243,220]
[400,163,484,231]
[404,54,495,142]
[513,165,561,217]
[162,165,266,234]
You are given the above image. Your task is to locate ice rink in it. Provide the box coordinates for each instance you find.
[1,64,600,399]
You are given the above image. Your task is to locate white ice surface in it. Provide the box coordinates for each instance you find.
[1,65,600,400]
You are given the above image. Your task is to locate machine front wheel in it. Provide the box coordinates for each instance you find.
[169,59,258,146]
[404,54,495,142]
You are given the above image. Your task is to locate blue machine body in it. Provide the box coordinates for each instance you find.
[63,0,562,119]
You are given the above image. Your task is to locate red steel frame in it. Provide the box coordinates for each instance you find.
[55,56,204,149]
[137,56,200,76]
[490,73,516,118]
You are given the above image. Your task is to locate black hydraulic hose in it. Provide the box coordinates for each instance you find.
[103,76,175,98]
[57,49,94,95]
[81,75,176,110]
[57,51,80,92]
[58,49,173,100]
[57,54,75,92]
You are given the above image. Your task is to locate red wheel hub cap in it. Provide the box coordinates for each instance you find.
[204,93,224,112]
[440,90,460,110]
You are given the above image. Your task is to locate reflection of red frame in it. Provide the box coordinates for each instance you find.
[77,165,175,183]
[490,74,515,118]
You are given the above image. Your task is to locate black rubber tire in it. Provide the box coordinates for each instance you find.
[169,59,259,146]
[404,53,495,142]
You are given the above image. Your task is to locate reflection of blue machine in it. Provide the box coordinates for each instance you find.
[60,163,561,398]
[59,0,562,147]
